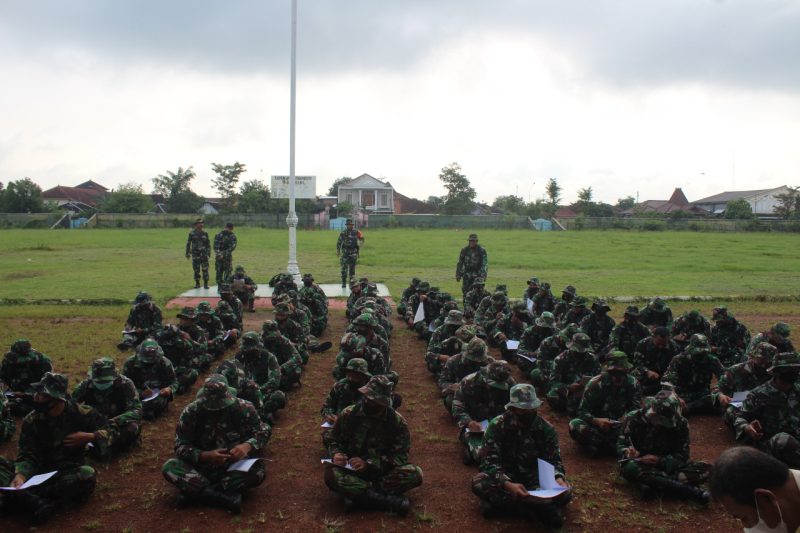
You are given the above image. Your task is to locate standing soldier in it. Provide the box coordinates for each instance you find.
[336,218,364,288]
[185,218,211,289]
[213,222,237,289]
[456,233,488,305]
[162,375,270,514]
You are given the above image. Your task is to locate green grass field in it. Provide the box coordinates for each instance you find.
[0,228,798,302]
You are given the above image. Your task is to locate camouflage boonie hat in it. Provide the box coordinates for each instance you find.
[198,375,236,411]
[559,323,580,342]
[572,296,587,307]
[624,305,640,317]
[649,297,666,311]
[468,233,478,240]
[482,360,512,390]
[345,357,372,378]
[138,339,160,362]
[455,325,477,343]
[505,383,542,410]
[535,311,556,328]
[302,273,313,281]
[772,322,791,338]
[605,351,633,372]
[687,334,710,355]
[218,283,232,293]
[274,302,291,315]
[217,300,232,312]
[417,281,430,292]
[539,282,551,292]
[353,313,378,327]
[445,310,465,326]
[592,299,611,312]
[261,320,280,337]
[768,352,800,373]
[340,333,367,354]
[134,291,151,304]
[194,218,204,225]
[177,306,196,320]
[712,306,728,320]
[358,375,393,407]
[751,342,778,362]
[568,332,593,353]
[11,338,31,354]
[195,301,214,316]
[472,278,486,287]
[494,284,508,293]
[240,331,262,349]
[562,285,577,297]
[647,389,681,428]
[491,291,506,302]
[527,277,540,286]
[31,372,69,401]
[90,357,118,383]
[349,278,361,289]
[464,337,489,363]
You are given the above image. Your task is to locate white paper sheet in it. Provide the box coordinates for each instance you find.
[320,421,333,428]
[414,303,425,324]
[142,389,161,402]
[428,322,436,332]
[321,458,355,470]
[506,340,520,350]
[0,470,57,491]
[227,458,259,472]
[466,419,489,434]
[527,459,568,498]
[516,352,536,363]
[730,390,750,408]
[526,298,533,312]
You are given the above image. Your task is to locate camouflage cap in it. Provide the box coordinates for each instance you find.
[358,374,393,407]
[235,265,245,273]
[535,311,556,328]
[605,351,633,372]
[31,372,69,401]
[345,357,372,378]
[353,313,379,327]
[482,360,512,390]
[218,283,232,293]
[198,374,236,411]
[527,277,540,285]
[592,298,611,312]
[772,322,791,338]
[471,278,486,287]
[274,302,291,315]
[494,284,508,293]
[195,301,214,315]
[216,300,232,311]
[216,359,245,389]
[417,281,430,292]
[687,334,710,355]
[444,310,465,326]
[177,306,196,320]
[624,305,640,317]
[750,342,778,362]
[568,332,593,353]
[90,357,118,383]
[455,325,477,343]
[768,352,800,373]
[712,306,729,321]
[505,383,542,410]
[261,320,280,336]
[468,233,478,240]
[649,297,667,311]
[464,337,489,363]
[572,296,587,307]
[349,278,361,289]
[562,285,577,296]
[240,331,263,348]
[138,338,160,362]
[134,291,151,304]
[646,390,681,428]
[559,323,581,342]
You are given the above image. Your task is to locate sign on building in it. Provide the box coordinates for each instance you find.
[271,176,316,199]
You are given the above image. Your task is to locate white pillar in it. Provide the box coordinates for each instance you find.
[286,0,300,281]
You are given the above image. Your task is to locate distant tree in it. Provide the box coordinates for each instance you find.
[774,186,800,219]
[616,196,636,210]
[101,182,152,213]
[577,187,593,203]
[327,177,352,197]
[492,195,526,214]
[545,177,562,208]
[439,162,476,215]
[582,202,615,217]
[525,199,550,219]
[724,198,754,219]
[237,179,271,213]
[211,162,247,211]
[152,166,203,213]
[0,178,46,213]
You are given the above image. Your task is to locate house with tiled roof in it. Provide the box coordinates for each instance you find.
[622,188,707,216]
[41,181,110,212]
[337,174,395,214]
[692,186,792,216]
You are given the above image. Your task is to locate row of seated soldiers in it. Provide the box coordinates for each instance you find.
[395,277,799,528]
[0,273,332,524]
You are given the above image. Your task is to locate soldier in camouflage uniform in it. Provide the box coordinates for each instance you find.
[476,284,508,324]
[345,278,365,320]
[213,222,237,288]
[476,291,509,339]
[552,285,577,324]
[521,277,540,304]
[560,296,591,329]
[609,305,651,359]
[452,361,515,465]
[336,219,364,287]
[734,351,800,468]
[162,375,270,514]
[157,326,199,394]
[119,290,163,351]
[569,352,642,457]
[352,312,391,372]
[1,338,53,416]
[234,332,286,420]
[632,327,679,396]
[261,320,303,391]
[195,301,226,358]
[713,342,776,429]
[746,322,794,358]
[546,333,601,415]
[324,375,422,515]
[215,359,267,422]
[299,273,328,335]
[269,272,299,305]
[122,339,178,420]
[529,323,581,388]
[463,278,488,320]
[580,299,616,352]
[671,309,712,350]
[5,373,108,525]
[638,297,674,330]
[333,332,393,385]
[218,284,244,330]
[215,300,240,347]
[472,384,571,528]
[320,358,372,449]
[274,302,310,364]
[492,303,534,362]
[225,264,257,312]
[405,281,437,341]
[72,358,142,459]
[396,277,420,317]
[439,335,490,412]
[531,282,556,317]
[0,388,15,442]
[425,310,466,375]
[185,218,211,289]
[617,390,711,504]
[456,233,488,305]
[663,334,725,415]
[515,311,556,373]
[709,306,752,366]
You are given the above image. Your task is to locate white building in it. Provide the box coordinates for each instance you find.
[337,174,395,214]
[693,186,793,216]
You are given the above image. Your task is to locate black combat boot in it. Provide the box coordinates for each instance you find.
[194,280,201,289]
[15,491,57,526]
[356,488,410,516]
[197,486,242,513]
[646,477,710,505]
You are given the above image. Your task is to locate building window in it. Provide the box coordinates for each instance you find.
[345,193,353,204]
[380,192,388,208]
[363,191,375,207]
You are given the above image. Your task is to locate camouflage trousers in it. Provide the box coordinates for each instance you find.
[175,366,199,394]
[678,391,715,415]
[546,384,583,416]
[162,457,266,496]
[261,389,287,417]
[0,458,96,503]
[459,428,485,464]
[339,254,357,283]
[91,420,141,460]
[311,316,327,337]
[324,463,423,497]
[471,471,572,509]
[0,414,15,443]
[215,254,233,287]
[191,254,210,284]
[722,405,740,430]
[754,432,800,469]
[568,419,622,456]
[142,393,171,420]
[620,458,711,487]
[424,352,446,375]
[441,390,456,413]
[279,361,303,392]
[529,361,556,389]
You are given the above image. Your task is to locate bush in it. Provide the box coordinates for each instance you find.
[642,221,665,231]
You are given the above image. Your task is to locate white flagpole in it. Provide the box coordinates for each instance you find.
[286,0,300,280]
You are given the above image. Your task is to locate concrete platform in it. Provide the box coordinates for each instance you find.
[168,283,391,309]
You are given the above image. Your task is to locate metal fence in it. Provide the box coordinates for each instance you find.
[366,214,530,229]
[556,216,800,232]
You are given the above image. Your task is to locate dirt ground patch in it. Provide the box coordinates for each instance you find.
[0,309,768,532]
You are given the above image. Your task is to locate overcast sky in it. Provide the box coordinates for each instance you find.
[1,0,799,204]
